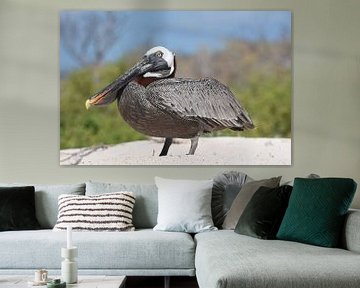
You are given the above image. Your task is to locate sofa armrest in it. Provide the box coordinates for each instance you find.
[342,209,360,253]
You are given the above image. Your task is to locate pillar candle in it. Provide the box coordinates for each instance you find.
[67,225,72,249]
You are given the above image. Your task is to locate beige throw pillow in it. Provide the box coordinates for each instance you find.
[222,176,281,230]
[53,192,136,232]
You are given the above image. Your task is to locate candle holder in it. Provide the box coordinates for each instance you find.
[61,247,78,284]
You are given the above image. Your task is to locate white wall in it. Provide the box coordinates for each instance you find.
[0,0,359,208]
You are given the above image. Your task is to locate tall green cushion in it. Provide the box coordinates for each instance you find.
[277,178,357,247]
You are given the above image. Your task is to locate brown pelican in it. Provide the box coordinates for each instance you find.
[85,46,254,156]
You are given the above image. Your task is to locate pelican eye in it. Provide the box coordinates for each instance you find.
[156,51,163,57]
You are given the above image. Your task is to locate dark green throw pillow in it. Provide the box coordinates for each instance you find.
[235,185,293,239]
[0,186,41,231]
[277,178,357,248]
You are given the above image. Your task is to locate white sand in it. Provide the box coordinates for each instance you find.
[60,137,291,166]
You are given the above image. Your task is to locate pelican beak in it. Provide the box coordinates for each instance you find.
[85,99,92,110]
[85,56,151,108]
[85,52,172,109]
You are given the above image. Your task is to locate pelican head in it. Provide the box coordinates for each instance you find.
[85,46,175,109]
[142,46,175,78]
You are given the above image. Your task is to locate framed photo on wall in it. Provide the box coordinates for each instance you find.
[60,10,292,166]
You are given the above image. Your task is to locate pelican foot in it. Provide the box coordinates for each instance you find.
[187,136,199,155]
[159,138,173,156]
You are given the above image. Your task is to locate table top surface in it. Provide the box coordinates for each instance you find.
[0,275,126,288]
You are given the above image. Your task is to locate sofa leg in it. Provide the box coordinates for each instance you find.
[164,276,170,288]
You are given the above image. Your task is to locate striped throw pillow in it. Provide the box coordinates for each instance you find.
[53,192,136,231]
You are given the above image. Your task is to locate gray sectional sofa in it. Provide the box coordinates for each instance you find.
[0,181,360,288]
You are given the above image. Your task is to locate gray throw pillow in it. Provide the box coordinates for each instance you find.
[212,171,253,228]
[153,177,217,233]
[222,176,281,230]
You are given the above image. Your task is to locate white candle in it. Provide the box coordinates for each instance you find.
[67,225,72,249]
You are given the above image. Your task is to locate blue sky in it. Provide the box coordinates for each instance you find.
[60,11,291,72]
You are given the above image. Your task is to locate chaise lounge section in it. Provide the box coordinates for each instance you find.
[195,215,360,288]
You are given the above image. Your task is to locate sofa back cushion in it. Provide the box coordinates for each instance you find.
[0,183,86,228]
[86,181,158,229]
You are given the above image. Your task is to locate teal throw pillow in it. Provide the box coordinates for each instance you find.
[277,178,357,247]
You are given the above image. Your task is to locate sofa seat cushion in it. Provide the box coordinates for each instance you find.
[0,229,195,270]
[195,230,360,288]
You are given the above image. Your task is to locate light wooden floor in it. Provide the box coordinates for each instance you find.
[126,276,199,288]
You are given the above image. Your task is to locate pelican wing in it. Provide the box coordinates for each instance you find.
[146,78,254,131]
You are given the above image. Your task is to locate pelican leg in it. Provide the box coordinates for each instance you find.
[187,136,199,155]
[159,138,173,156]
